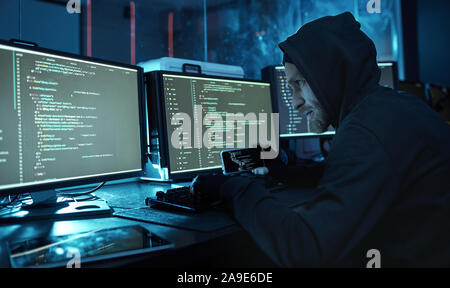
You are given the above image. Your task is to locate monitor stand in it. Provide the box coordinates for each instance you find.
[0,189,112,223]
[140,162,174,182]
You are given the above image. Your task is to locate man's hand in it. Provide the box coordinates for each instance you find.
[250,143,273,176]
[189,175,201,195]
[189,174,229,203]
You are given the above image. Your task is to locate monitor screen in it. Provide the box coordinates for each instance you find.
[0,42,144,193]
[159,73,273,176]
[378,62,398,89]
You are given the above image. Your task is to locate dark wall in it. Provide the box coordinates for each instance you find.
[417,0,450,87]
[86,0,203,65]
[2,0,449,86]
[401,0,419,82]
[402,0,450,87]
[88,0,131,63]
[0,0,80,54]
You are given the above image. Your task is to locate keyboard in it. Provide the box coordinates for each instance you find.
[145,186,210,212]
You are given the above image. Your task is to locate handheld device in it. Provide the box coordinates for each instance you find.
[220,147,265,176]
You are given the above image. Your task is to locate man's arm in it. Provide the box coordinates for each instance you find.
[220,123,400,267]
[267,160,325,187]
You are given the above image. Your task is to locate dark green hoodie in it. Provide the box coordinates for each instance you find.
[220,12,450,267]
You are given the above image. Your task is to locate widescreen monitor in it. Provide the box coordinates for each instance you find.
[147,71,275,180]
[0,40,146,197]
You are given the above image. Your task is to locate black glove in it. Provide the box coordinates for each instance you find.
[190,174,231,204]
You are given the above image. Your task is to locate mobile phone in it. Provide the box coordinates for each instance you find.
[220,147,265,176]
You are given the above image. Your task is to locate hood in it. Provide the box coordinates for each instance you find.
[278,12,381,129]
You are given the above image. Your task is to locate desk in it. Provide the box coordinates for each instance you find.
[0,180,315,268]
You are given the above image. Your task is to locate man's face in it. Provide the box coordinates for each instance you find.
[284,62,330,133]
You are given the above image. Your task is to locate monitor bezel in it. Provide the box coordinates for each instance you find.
[0,39,147,196]
[261,65,336,140]
[147,70,273,181]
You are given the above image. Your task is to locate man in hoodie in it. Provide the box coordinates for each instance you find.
[193,12,450,267]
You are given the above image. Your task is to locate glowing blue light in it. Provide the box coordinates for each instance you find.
[55,247,64,255]
[392,31,398,60]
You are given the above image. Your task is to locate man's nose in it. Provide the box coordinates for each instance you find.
[292,96,305,110]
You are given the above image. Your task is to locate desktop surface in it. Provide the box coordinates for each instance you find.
[0,179,315,267]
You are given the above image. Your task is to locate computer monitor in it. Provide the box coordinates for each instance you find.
[262,62,399,139]
[147,71,275,180]
[378,61,399,90]
[0,40,146,217]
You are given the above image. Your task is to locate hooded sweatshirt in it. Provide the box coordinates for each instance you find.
[219,12,450,267]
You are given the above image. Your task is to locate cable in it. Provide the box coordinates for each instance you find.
[0,193,22,209]
[1,183,106,212]
[0,193,29,216]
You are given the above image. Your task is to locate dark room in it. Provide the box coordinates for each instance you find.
[0,0,449,275]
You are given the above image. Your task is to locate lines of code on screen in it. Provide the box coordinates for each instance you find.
[0,45,142,190]
[162,74,273,174]
[274,66,305,136]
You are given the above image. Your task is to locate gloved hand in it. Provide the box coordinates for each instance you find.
[190,170,282,205]
[249,145,325,188]
[190,174,231,204]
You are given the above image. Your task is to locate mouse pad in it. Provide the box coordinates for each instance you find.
[114,208,236,232]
